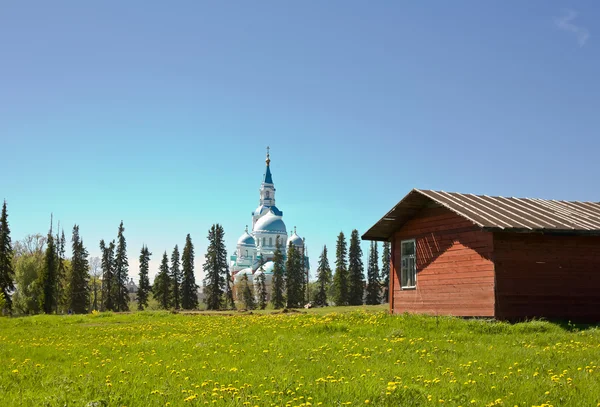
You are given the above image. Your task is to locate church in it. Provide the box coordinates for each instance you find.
[230,149,309,300]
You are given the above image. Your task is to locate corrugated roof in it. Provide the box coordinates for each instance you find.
[362,189,600,241]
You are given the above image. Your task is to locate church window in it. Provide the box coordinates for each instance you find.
[263,238,266,246]
[265,191,270,199]
[269,237,273,246]
[245,250,248,257]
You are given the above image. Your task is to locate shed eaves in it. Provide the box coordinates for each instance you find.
[362,189,600,241]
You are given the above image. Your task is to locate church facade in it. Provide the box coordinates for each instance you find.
[230,149,309,300]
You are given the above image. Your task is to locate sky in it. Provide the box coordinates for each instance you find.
[1,1,599,282]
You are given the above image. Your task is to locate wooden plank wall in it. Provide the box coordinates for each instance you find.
[494,233,600,321]
[391,207,495,317]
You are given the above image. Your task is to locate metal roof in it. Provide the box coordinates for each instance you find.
[362,189,600,241]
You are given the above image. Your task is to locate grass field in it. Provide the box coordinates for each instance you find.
[1,306,599,407]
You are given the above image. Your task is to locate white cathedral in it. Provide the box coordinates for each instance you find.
[230,149,309,299]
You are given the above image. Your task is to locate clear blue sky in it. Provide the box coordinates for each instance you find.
[1,1,599,281]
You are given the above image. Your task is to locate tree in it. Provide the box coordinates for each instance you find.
[69,225,90,313]
[0,200,15,313]
[271,236,286,309]
[181,234,198,310]
[56,228,67,313]
[89,256,102,311]
[285,243,304,308]
[170,245,181,309]
[348,229,365,306]
[314,245,331,307]
[153,252,172,309]
[241,273,256,310]
[365,241,381,305]
[332,232,348,306]
[39,218,57,314]
[202,224,228,310]
[100,239,116,311]
[137,246,151,310]
[13,251,44,315]
[114,221,129,312]
[381,241,391,303]
[255,263,268,310]
[223,264,235,310]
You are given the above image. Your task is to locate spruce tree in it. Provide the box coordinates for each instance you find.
[56,229,67,313]
[241,273,256,310]
[137,245,151,310]
[223,265,235,310]
[365,241,381,305]
[381,241,391,303]
[39,219,57,314]
[202,224,228,310]
[285,243,304,308]
[153,252,171,309]
[181,234,198,310]
[256,263,268,310]
[100,239,116,311]
[348,229,365,305]
[114,221,129,312]
[69,225,90,313]
[271,236,286,309]
[332,232,348,306]
[170,245,181,309]
[0,200,15,313]
[314,245,331,307]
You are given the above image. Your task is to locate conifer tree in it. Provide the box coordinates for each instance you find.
[137,245,151,310]
[381,241,391,303]
[100,239,116,311]
[181,234,198,310]
[69,225,90,313]
[0,200,15,313]
[39,218,57,314]
[256,262,268,310]
[314,245,331,307]
[114,221,129,312]
[332,232,348,306]
[271,236,286,309]
[348,229,365,305]
[170,245,181,309]
[203,224,228,310]
[285,243,304,308]
[223,265,235,310]
[241,273,256,310]
[56,229,67,313]
[153,252,171,309]
[365,241,381,305]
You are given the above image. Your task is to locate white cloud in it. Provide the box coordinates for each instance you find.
[555,10,590,47]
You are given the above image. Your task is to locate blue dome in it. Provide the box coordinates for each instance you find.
[237,231,255,246]
[289,232,303,247]
[254,211,287,235]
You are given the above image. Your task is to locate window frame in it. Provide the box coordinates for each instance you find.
[400,239,417,290]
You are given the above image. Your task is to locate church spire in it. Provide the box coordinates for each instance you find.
[263,146,273,184]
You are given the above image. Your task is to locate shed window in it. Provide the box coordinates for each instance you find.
[401,239,416,289]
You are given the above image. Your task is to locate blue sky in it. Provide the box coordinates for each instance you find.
[1,1,599,281]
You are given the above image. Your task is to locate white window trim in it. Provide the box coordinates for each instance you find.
[400,238,417,290]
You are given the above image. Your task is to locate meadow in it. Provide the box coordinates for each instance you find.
[1,306,599,407]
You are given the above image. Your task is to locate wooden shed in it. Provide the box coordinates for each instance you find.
[362,189,600,321]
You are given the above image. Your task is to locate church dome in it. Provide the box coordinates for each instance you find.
[237,230,255,246]
[256,261,275,274]
[234,267,253,283]
[254,210,287,235]
[289,229,303,247]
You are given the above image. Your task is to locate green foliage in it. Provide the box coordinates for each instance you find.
[100,239,116,312]
[39,227,57,314]
[255,265,268,310]
[114,221,129,312]
[365,241,381,305]
[56,229,67,313]
[137,245,151,311]
[180,234,198,310]
[2,309,600,406]
[381,241,391,303]
[170,245,181,309]
[314,245,330,307]
[153,252,172,309]
[0,200,15,313]
[332,231,348,306]
[348,229,365,306]
[241,273,256,310]
[202,224,228,310]
[0,290,5,315]
[271,236,286,309]
[285,243,304,308]
[69,225,90,314]
[12,252,44,315]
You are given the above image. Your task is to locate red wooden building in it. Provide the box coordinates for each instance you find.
[362,189,600,321]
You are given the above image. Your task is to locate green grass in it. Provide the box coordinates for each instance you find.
[1,307,599,407]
